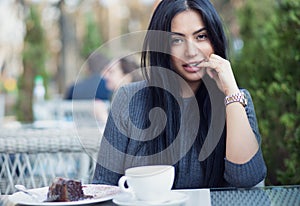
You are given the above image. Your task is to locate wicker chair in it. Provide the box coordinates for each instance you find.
[0,125,102,195]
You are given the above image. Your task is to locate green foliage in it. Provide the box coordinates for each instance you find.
[232,0,300,185]
[16,5,47,122]
[81,13,103,58]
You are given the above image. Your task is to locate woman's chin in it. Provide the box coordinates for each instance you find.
[183,70,206,82]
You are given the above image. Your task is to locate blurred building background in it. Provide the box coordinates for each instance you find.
[0,0,161,118]
[0,0,299,187]
[0,0,244,120]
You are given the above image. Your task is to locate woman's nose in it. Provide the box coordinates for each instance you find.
[184,40,198,58]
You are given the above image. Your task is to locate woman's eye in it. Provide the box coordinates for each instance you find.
[170,37,184,45]
[196,34,208,40]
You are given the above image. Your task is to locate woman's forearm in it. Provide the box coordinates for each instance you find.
[225,102,259,164]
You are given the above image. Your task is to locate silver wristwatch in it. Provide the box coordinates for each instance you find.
[224,91,247,107]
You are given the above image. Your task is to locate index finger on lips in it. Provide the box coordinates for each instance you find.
[199,60,220,74]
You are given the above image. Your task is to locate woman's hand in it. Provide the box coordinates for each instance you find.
[200,54,239,96]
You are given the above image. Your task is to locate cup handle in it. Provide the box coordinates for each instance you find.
[118,176,132,193]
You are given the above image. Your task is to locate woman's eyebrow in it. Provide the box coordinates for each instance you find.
[170,27,207,37]
[193,28,207,35]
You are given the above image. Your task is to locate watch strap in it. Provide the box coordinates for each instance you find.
[224,91,247,107]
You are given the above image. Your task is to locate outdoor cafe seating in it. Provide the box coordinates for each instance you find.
[0,100,103,195]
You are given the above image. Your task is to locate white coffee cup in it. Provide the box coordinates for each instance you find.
[118,165,175,203]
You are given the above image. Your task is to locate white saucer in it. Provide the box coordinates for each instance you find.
[113,191,188,206]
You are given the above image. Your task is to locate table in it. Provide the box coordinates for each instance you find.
[210,185,300,206]
[1,185,300,206]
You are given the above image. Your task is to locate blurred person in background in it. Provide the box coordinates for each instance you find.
[105,56,141,92]
[64,52,112,100]
[94,56,141,123]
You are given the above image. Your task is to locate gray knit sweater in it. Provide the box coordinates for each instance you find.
[93,81,267,189]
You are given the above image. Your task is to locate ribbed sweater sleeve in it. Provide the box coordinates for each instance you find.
[224,89,267,187]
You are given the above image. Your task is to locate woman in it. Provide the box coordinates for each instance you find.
[93,0,266,188]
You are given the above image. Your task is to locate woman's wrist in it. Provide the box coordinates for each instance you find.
[224,86,240,96]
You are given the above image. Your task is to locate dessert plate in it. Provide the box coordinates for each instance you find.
[113,191,189,206]
[9,184,121,206]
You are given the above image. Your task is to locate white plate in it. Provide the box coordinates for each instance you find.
[9,184,121,206]
[113,191,188,206]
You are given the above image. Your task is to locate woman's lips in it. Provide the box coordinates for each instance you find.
[183,62,201,72]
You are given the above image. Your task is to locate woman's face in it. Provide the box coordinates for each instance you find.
[170,9,214,91]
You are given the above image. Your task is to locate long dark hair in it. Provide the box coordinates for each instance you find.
[141,0,228,79]
[138,0,227,187]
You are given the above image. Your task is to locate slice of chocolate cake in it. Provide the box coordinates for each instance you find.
[47,177,84,202]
